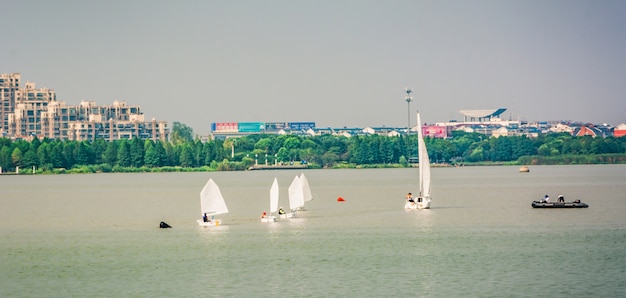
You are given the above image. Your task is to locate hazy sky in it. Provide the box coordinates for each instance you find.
[2,0,624,134]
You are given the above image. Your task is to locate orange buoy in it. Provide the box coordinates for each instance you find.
[337,197,345,202]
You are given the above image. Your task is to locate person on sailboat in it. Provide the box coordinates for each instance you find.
[261,212,267,219]
[203,213,208,222]
[406,193,415,203]
[278,207,285,215]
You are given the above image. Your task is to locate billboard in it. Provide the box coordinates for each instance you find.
[238,122,265,133]
[265,122,289,131]
[289,122,316,130]
[423,125,448,138]
[212,122,238,132]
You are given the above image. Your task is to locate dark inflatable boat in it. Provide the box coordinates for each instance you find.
[531,200,589,208]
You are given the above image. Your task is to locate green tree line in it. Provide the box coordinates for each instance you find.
[1,130,626,174]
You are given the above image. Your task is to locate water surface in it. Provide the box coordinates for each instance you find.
[1,165,625,297]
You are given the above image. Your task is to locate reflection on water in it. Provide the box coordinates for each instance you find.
[1,165,625,297]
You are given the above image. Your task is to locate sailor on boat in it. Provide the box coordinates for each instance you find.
[542,195,550,203]
[278,207,285,215]
[558,195,565,203]
[407,193,415,203]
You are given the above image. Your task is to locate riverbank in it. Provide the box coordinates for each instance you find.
[2,153,625,175]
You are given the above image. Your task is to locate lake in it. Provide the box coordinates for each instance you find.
[1,165,625,297]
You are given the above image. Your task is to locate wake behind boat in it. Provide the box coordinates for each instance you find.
[406,111,432,210]
[198,178,229,227]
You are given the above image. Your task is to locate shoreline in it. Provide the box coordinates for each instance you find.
[2,161,625,175]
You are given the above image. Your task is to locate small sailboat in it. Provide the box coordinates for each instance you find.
[287,175,305,217]
[300,173,313,208]
[197,178,229,226]
[406,111,432,210]
[261,178,279,222]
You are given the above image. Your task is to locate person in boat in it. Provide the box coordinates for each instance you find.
[278,207,285,215]
[573,199,581,204]
[261,212,267,219]
[558,195,565,203]
[202,213,208,222]
[542,195,550,203]
[407,193,415,203]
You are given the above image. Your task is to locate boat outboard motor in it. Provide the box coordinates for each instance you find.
[159,221,172,229]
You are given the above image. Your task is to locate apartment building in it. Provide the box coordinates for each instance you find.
[8,81,57,137]
[1,73,169,141]
[0,73,24,135]
[40,100,168,141]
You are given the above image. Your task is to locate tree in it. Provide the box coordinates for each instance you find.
[50,142,65,168]
[130,137,144,167]
[92,138,107,164]
[76,141,94,165]
[22,147,39,168]
[37,143,51,166]
[170,122,194,144]
[154,140,168,166]
[144,140,159,167]
[117,140,131,167]
[0,146,12,171]
[11,147,23,168]
[179,144,195,167]
[62,142,76,168]
[103,141,118,166]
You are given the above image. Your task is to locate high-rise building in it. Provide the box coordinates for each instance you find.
[8,81,57,137]
[2,73,169,141]
[0,73,24,135]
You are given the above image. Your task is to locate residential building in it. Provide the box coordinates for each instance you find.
[614,123,626,137]
[0,73,25,135]
[1,73,169,141]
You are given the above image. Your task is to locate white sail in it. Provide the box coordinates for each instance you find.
[300,173,313,202]
[417,112,432,205]
[288,175,305,211]
[270,178,279,213]
[200,178,229,216]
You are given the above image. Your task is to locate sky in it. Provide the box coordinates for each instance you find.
[1,0,625,134]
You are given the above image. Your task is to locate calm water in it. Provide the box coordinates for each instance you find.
[1,165,625,297]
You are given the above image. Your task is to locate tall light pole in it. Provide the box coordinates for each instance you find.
[405,88,413,135]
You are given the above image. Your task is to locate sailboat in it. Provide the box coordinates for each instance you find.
[300,173,313,208]
[405,111,432,210]
[287,175,305,217]
[197,178,229,226]
[261,178,279,222]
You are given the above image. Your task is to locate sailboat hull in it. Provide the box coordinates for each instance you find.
[197,219,222,227]
[404,201,430,210]
[279,212,295,219]
[405,201,418,210]
[405,199,431,210]
[417,200,431,209]
[261,216,277,223]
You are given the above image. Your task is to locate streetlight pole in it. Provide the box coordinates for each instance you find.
[405,88,413,135]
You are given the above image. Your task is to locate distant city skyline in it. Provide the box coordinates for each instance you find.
[2,1,624,134]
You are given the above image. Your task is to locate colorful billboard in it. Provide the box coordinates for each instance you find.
[423,125,448,138]
[289,122,316,130]
[265,122,289,131]
[212,122,238,132]
[238,122,265,133]
[211,121,316,133]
